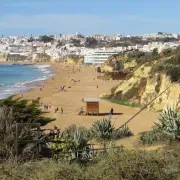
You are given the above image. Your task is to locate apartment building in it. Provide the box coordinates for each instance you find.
[84,51,119,65]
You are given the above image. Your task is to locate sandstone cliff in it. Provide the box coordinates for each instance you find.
[66,55,84,65]
[101,49,180,111]
[34,53,51,63]
[0,54,8,61]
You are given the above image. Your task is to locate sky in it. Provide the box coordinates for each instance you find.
[0,0,180,36]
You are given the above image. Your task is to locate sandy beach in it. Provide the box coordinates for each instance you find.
[17,63,158,135]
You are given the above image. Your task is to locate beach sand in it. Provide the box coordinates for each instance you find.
[17,63,158,136]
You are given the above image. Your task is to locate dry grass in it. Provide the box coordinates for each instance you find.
[0,149,180,180]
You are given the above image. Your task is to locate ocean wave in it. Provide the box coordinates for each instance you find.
[35,65,51,69]
[0,64,55,100]
[34,64,53,76]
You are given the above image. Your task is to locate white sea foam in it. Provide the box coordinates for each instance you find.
[0,64,55,100]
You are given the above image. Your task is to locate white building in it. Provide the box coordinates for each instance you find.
[140,33,179,40]
[84,51,119,65]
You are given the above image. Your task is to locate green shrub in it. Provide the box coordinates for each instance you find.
[50,125,90,161]
[0,97,55,162]
[113,124,133,139]
[51,125,90,151]
[91,119,115,140]
[0,149,180,180]
[152,54,180,82]
[91,119,133,140]
[139,130,169,144]
[0,96,55,125]
[155,74,161,93]
[85,150,180,180]
[140,107,180,145]
[154,107,180,140]
[166,66,180,82]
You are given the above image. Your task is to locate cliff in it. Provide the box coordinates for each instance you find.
[101,48,180,111]
[0,54,8,61]
[101,53,138,73]
[66,55,84,65]
[34,53,51,63]
[7,54,27,62]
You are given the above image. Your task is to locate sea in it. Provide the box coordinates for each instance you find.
[0,64,55,99]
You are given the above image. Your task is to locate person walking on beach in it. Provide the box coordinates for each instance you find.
[44,105,47,111]
[48,103,51,110]
[54,107,59,113]
[61,107,63,114]
[110,108,114,115]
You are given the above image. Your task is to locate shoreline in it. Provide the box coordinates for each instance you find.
[0,63,55,100]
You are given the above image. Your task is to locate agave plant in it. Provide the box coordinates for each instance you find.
[50,125,90,161]
[91,118,115,140]
[51,125,89,151]
[154,107,180,140]
[73,127,89,150]
[113,124,133,139]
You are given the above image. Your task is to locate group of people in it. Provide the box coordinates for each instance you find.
[42,103,64,114]
[54,107,63,114]
[44,104,51,111]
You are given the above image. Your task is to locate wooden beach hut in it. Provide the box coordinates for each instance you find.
[83,98,100,115]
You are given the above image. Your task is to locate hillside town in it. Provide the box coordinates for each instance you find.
[0,32,180,64]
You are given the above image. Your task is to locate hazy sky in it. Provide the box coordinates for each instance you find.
[0,0,180,36]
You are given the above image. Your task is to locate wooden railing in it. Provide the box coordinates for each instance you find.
[53,146,121,161]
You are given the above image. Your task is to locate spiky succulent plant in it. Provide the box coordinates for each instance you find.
[91,118,115,140]
[114,124,133,139]
[154,107,180,140]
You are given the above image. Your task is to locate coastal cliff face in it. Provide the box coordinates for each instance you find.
[101,50,180,111]
[66,56,84,65]
[7,54,27,62]
[101,54,137,73]
[112,65,180,111]
[34,53,51,63]
[0,54,8,61]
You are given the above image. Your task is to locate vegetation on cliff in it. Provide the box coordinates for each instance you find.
[103,46,180,82]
